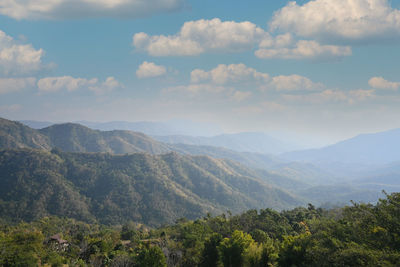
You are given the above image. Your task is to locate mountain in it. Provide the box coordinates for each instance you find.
[283,128,400,165]
[350,161,400,193]
[1,118,283,171]
[0,148,302,226]
[21,119,223,136]
[79,119,223,136]
[297,184,383,206]
[39,123,171,154]
[0,118,51,150]
[0,117,390,216]
[154,132,295,154]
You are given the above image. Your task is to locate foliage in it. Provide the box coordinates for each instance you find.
[1,193,398,266]
[0,148,301,226]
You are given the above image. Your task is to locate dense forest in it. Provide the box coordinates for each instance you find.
[0,117,383,207]
[0,148,300,226]
[1,117,399,266]
[1,192,399,266]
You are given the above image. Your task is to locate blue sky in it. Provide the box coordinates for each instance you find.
[1,0,400,143]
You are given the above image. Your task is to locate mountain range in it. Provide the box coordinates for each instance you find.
[21,119,223,137]
[283,128,400,165]
[1,117,398,225]
[0,148,301,226]
[154,132,296,154]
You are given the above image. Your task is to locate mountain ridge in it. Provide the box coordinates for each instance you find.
[0,148,302,226]
[282,128,400,165]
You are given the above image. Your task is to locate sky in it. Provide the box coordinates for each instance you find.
[0,0,400,144]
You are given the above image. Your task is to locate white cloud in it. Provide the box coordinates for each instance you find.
[132,17,353,60]
[0,77,36,94]
[269,0,400,43]
[37,76,122,94]
[0,30,44,75]
[368,76,400,90]
[255,40,351,60]
[191,63,324,93]
[133,18,267,56]
[89,76,123,94]
[191,64,269,84]
[270,74,325,91]
[37,76,97,93]
[0,0,185,20]
[136,61,166,78]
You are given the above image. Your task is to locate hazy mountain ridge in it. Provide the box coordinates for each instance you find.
[283,128,400,165]
[21,119,223,137]
[2,118,292,173]
[0,117,393,210]
[154,132,296,154]
[0,148,302,226]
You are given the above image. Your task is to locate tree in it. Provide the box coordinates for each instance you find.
[199,233,223,267]
[136,245,167,267]
[218,230,254,267]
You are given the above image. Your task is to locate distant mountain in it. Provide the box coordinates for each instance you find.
[0,118,361,188]
[297,184,383,206]
[0,117,390,217]
[155,132,296,154]
[39,123,171,154]
[283,128,400,165]
[21,119,223,136]
[350,161,400,193]
[21,120,295,154]
[2,118,282,171]
[0,149,302,226]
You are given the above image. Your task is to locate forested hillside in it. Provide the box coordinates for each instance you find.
[0,117,384,207]
[1,193,399,266]
[0,148,301,226]
[1,118,171,154]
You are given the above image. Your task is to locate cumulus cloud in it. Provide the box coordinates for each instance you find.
[368,76,400,90]
[255,39,352,60]
[133,18,267,56]
[191,63,323,92]
[37,76,122,94]
[133,17,353,60]
[191,64,269,84]
[0,77,36,94]
[89,76,123,94]
[136,61,166,78]
[269,0,400,43]
[270,74,325,91]
[0,30,44,75]
[0,0,185,20]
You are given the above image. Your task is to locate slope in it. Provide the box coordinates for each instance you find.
[0,149,303,226]
[283,128,400,165]
[155,132,295,154]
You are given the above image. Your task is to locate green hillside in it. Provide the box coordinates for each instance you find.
[39,123,171,154]
[0,117,383,207]
[0,118,51,150]
[0,149,302,226]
